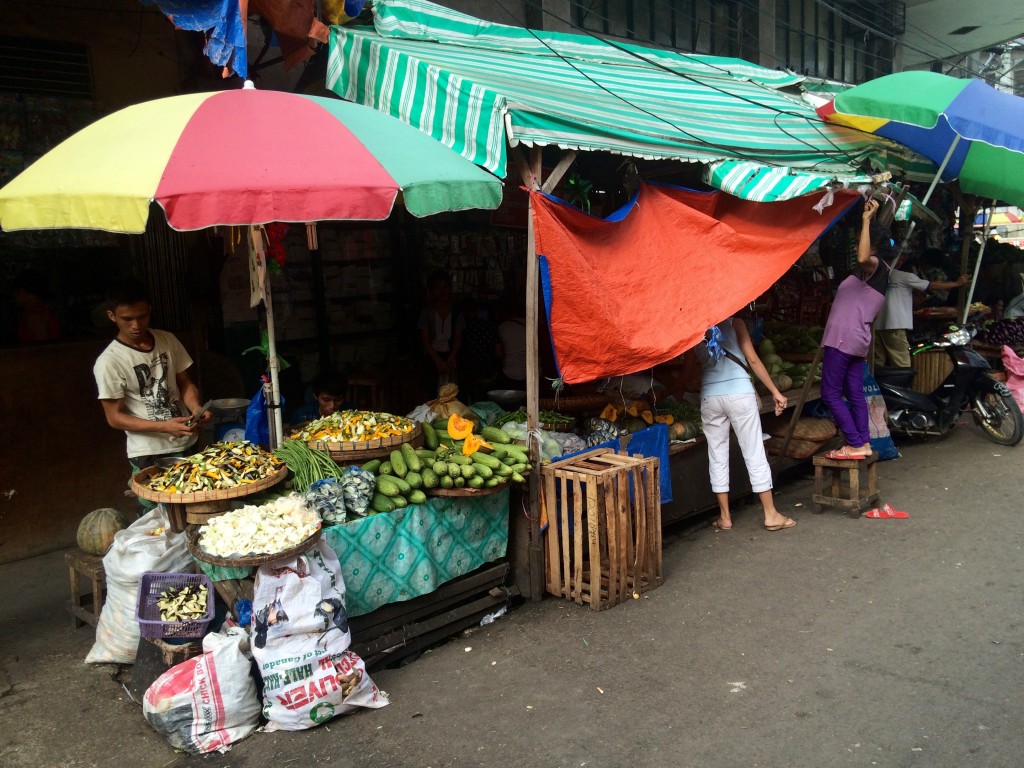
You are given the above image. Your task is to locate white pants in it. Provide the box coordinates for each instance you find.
[701,393,773,494]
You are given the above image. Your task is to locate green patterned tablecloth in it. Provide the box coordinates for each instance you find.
[197,489,509,618]
[324,489,509,617]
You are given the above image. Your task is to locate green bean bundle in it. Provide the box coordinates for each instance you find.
[273,440,344,492]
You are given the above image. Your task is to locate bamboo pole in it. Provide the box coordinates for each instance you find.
[777,344,824,461]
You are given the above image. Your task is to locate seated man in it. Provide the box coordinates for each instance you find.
[290,370,351,425]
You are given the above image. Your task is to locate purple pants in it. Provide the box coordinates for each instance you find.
[820,346,869,447]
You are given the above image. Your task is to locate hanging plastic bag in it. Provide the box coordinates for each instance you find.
[864,368,899,461]
[245,382,270,448]
[244,378,283,448]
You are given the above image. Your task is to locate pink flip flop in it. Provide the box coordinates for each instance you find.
[824,447,867,460]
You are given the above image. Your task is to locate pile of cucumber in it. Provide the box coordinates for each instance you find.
[362,427,532,514]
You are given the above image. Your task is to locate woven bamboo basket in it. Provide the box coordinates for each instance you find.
[131,465,288,532]
[910,349,954,393]
[186,524,322,567]
[131,465,288,505]
[304,424,423,463]
[426,484,506,498]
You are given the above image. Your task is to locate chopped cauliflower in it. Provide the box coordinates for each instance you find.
[198,493,320,558]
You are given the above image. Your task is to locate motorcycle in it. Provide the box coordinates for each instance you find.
[874,325,1024,446]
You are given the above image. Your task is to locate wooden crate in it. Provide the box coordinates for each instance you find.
[542,449,662,611]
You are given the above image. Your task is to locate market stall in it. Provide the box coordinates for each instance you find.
[66,405,525,752]
[324,0,933,593]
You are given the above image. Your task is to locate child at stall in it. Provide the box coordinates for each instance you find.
[290,370,351,425]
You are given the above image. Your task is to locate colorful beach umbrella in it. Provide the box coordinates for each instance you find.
[0,81,502,445]
[816,71,1024,209]
[0,82,503,234]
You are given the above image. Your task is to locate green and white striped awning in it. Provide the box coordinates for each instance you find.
[327,0,924,199]
[703,161,871,201]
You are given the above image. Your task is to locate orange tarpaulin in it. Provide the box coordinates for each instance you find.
[532,183,859,384]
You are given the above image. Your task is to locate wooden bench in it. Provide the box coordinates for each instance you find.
[812,451,880,518]
[65,549,107,629]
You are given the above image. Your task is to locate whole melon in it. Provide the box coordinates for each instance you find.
[669,421,700,440]
[772,374,794,393]
[77,508,132,556]
[620,418,649,434]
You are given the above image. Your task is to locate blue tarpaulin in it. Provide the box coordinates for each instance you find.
[143,0,248,77]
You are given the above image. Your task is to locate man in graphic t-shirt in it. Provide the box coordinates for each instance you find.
[93,278,210,492]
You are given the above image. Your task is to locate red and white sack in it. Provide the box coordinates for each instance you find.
[251,540,388,731]
[85,506,192,664]
[1001,345,1024,412]
[143,627,261,754]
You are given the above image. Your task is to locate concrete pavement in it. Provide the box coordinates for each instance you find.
[1,423,1021,768]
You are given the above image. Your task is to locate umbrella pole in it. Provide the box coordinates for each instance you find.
[893,135,961,267]
[263,271,284,448]
[962,200,997,324]
[250,225,284,448]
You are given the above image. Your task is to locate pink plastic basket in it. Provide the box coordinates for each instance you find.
[135,572,214,640]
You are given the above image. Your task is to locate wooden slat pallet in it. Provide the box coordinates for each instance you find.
[542,449,662,611]
[349,563,514,670]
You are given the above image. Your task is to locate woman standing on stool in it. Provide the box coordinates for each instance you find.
[700,315,795,532]
[820,198,891,460]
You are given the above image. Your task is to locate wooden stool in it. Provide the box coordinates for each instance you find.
[812,451,880,518]
[65,549,107,629]
[129,636,203,703]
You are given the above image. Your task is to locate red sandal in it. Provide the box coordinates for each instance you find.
[864,504,909,519]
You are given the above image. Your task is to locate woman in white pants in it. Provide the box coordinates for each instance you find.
[700,316,796,532]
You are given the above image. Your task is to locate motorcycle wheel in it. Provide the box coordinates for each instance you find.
[971,389,1024,446]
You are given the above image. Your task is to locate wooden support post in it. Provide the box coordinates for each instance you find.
[525,181,544,602]
[541,150,577,193]
[517,144,577,601]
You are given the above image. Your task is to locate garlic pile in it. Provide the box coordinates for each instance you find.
[198,493,320,558]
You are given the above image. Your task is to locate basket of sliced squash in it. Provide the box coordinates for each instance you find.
[288,409,423,462]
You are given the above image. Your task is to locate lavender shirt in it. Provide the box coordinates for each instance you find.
[821,261,889,357]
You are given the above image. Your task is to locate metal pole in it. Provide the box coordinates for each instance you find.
[892,135,961,266]
[962,199,997,324]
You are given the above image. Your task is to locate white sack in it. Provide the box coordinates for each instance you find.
[86,506,193,664]
[251,540,387,731]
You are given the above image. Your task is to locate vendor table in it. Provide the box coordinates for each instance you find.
[195,489,509,618]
